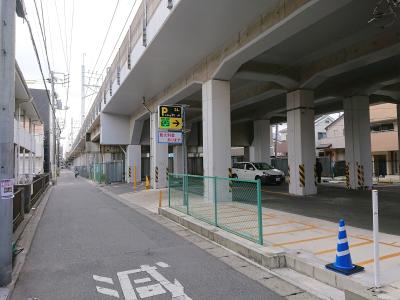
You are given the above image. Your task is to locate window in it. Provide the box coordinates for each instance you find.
[253,163,273,170]
[245,163,255,170]
[371,123,394,132]
[233,163,244,169]
[318,132,327,140]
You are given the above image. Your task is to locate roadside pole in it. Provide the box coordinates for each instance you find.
[0,0,16,286]
[372,190,381,288]
[50,71,57,184]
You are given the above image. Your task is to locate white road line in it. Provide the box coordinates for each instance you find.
[156,262,169,268]
[141,265,192,300]
[117,270,140,300]
[96,286,120,298]
[133,277,152,284]
[93,275,114,284]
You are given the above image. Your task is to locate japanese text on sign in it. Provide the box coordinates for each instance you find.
[0,179,14,199]
[158,131,183,144]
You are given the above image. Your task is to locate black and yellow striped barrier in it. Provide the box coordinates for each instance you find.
[155,166,159,183]
[299,164,305,188]
[166,168,169,182]
[287,165,290,185]
[357,163,362,189]
[345,162,350,189]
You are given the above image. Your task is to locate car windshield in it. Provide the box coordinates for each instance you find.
[253,163,273,170]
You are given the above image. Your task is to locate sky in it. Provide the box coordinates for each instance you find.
[16,0,141,154]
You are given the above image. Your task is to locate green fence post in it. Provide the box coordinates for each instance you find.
[168,174,171,207]
[257,179,263,245]
[185,174,189,215]
[214,176,218,227]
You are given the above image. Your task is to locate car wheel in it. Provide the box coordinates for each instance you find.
[232,174,238,178]
[255,175,260,181]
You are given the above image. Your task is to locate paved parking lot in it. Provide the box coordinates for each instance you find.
[261,183,400,236]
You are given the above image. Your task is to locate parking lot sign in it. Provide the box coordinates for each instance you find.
[158,105,183,130]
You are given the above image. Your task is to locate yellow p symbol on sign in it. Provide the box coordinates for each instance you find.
[161,107,168,116]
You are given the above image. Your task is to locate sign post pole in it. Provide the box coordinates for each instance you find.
[372,190,380,288]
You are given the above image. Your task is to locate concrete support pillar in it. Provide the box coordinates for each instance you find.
[126,145,141,183]
[150,113,168,189]
[22,148,26,175]
[386,152,393,175]
[243,147,250,161]
[249,120,271,163]
[202,79,231,178]
[287,90,317,195]
[173,146,184,174]
[397,104,400,174]
[344,96,372,189]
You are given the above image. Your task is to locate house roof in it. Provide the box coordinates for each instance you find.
[325,114,343,130]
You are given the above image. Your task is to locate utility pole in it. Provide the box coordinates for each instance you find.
[0,0,16,286]
[50,71,57,184]
[81,54,85,125]
[274,124,278,158]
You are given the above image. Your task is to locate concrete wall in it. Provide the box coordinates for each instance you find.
[100,113,130,145]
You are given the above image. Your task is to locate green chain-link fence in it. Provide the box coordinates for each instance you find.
[168,174,263,245]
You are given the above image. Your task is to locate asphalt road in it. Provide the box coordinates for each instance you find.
[262,183,400,235]
[11,172,283,300]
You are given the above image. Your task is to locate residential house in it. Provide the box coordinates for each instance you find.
[318,103,399,176]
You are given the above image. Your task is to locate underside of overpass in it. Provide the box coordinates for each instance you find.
[67,0,400,195]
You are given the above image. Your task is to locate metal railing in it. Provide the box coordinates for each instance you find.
[169,174,263,245]
[13,188,24,232]
[31,174,50,206]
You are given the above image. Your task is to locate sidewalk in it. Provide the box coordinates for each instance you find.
[102,182,400,299]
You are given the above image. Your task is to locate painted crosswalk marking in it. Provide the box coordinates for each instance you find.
[93,262,191,299]
[96,286,120,298]
[93,275,120,298]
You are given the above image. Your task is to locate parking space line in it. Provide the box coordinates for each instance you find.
[237,221,297,231]
[273,234,336,247]
[261,189,290,196]
[226,204,276,217]
[380,241,400,249]
[314,240,373,255]
[263,225,314,236]
[356,252,400,266]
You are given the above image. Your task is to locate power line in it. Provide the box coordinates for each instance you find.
[63,0,75,133]
[91,0,139,94]
[54,0,69,71]
[23,15,61,132]
[43,1,55,68]
[90,0,120,81]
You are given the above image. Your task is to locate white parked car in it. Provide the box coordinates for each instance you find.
[232,162,285,185]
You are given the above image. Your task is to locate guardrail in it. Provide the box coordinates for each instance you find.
[31,174,50,207]
[168,174,263,245]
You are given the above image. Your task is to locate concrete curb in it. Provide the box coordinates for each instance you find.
[159,207,394,300]
[0,186,53,300]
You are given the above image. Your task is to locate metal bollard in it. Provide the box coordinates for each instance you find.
[159,190,163,208]
[372,190,380,288]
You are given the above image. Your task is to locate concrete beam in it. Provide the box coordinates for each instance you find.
[301,30,400,89]
[235,62,299,90]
